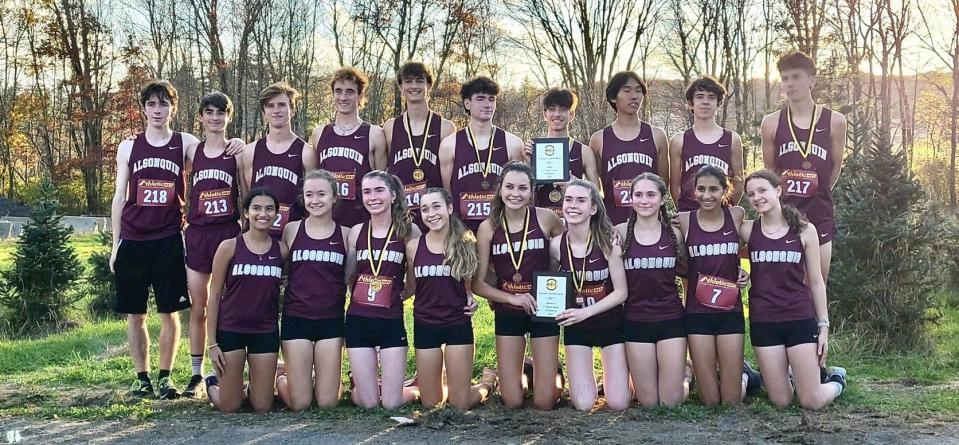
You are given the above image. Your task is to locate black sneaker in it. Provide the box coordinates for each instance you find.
[183,374,205,398]
[157,376,182,400]
[205,374,219,390]
[825,366,847,389]
[129,379,155,398]
[743,361,763,396]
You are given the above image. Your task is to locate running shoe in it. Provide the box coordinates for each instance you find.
[825,366,847,389]
[157,376,182,400]
[129,379,155,398]
[183,374,204,398]
[204,374,219,390]
[480,367,499,393]
[403,372,418,388]
[743,360,763,396]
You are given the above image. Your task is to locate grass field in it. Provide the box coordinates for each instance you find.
[0,234,958,422]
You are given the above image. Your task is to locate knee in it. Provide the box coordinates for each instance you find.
[797,395,826,411]
[769,392,794,408]
[250,401,272,413]
[605,396,630,411]
[636,395,659,408]
[659,393,684,408]
[352,392,380,409]
[159,313,179,327]
[501,391,525,410]
[571,394,596,411]
[532,396,557,411]
[216,399,242,414]
[381,397,405,410]
[287,399,311,412]
[699,394,720,407]
[128,314,147,325]
[448,395,474,411]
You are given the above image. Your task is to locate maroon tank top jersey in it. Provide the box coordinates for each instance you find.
[347,222,407,319]
[218,236,283,334]
[187,142,239,226]
[623,225,684,322]
[535,139,586,217]
[251,137,306,236]
[678,129,733,212]
[316,123,373,228]
[558,234,620,330]
[601,124,658,225]
[489,209,550,314]
[121,132,185,241]
[388,112,443,228]
[684,208,742,314]
[412,236,470,326]
[747,221,815,323]
[773,107,835,225]
[450,127,509,233]
[284,222,347,320]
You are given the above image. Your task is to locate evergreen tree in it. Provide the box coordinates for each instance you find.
[831,134,944,352]
[0,181,82,334]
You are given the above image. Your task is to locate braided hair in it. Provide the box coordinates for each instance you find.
[621,173,684,265]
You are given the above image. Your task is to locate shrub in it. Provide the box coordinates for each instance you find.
[0,181,83,335]
[830,135,945,353]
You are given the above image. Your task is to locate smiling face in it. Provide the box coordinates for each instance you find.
[143,94,174,129]
[198,105,230,134]
[694,174,727,211]
[361,176,394,217]
[303,177,336,218]
[245,195,277,231]
[400,75,430,104]
[499,171,532,211]
[464,93,496,122]
[419,191,452,233]
[563,184,596,225]
[688,90,719,120]
[631,178,663,219]
[333,79,362,114]
[779,67,816,102]
[544,105,574,133]
[746,177,781,214]
[612,77,644,114]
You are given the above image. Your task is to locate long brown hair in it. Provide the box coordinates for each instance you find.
[566,179,614,256]
[488,161,534,231]
[745,169,808,235]
[622,173,684,265]
[423,187,477,280]
[362,170,413,240]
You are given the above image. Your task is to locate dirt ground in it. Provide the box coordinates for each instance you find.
[2,399,957,445]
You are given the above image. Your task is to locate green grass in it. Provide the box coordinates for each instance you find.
[1,234,958,420]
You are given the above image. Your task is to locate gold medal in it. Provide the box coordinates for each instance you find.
[503,208,531,287]
[404,112,433,182]
[467,125,496,190]
[549,189,562,202]
[566,231,593,296]
[369,278,383,292]
[802,160,812,169]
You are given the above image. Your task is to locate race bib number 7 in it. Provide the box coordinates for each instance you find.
[781,169,819,198]
[612,179,632,207]
[459,191,495,220]
[695,274,739,311]
[137,179,175,207]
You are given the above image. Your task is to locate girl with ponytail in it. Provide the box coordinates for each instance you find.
[549,179,630,411]
[474,161,565,410]
[405,187,496,410]
[344,170,421,409]
[614,173,690,407]
[677,165,758,407]
[741,170,846,410]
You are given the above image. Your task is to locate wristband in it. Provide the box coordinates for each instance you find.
[207,343,219,350]
[817,319,830,328]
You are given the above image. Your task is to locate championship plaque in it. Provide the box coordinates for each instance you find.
[532,138,570,184]
[532,271,571,322]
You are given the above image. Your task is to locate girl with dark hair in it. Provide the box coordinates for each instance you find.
[405,188,494,410]
[589,71,670,225]
[677,165,759,406]
[550,180,630,411]
[275,169,352,410]
[614,173,689,407]
[205,188,287,413]
[474,161,566,410]
[741,170,846,410]
[345,170,420,409]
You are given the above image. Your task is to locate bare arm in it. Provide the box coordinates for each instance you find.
[370,124,388,171]
[239,142,256,199]
[506,131,526,163]
[652,126,670,183]
[801,223,830,365]
[730,131,745,205]
[205,238,236,375]
[439,134,456,192]
[668,133,684,206]
[588,130,604,186]
[302,139,318,172]
[760,112,779,170]
[403,236,419,300]
[829,111,847,190]
[110,141,133,273]
[536,207,566,238]
[471,221,533,311]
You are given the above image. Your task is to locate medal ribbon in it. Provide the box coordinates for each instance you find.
[786,104,820,159]
[404,111,433,170]
[466,125,495,180]
[366,222,396,276]
[566,231,592,294]
[502,207,531,277]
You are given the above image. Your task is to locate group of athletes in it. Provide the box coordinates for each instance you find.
[110,50,848,414]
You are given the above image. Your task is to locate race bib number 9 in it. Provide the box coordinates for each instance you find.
[695,274,739,311]
[574,283,607,308]
[198,188,234,217]
[351,274,394,308]
[781,169,819,198]
[270,204,291,234]
[612,179,632,207]
[332,171,357,200]
[405,181,427,209]
[459,191,495,220]
[137,179,175,207]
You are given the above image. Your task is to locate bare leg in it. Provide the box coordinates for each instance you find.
[656,337,689,407]
[755,345,793,408]
[416,347,446,408]
[158,312,181,372]
[128,314,149,374]
[381,346,416,409]
[688,334,720,406]
[186,268,210,375]
[347,347,380,408]
[247,352,278,413]
[445,344,492,410]
[208,349,246,413]
[278,340,314,411]
[531,335,561,410]
[565,345,598,411]
[495,335,527,409]
[314,338,344,408]
[599,344,630,411]
[716,333,745,405]
[789,344,841,410]
[626,342,659,406]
